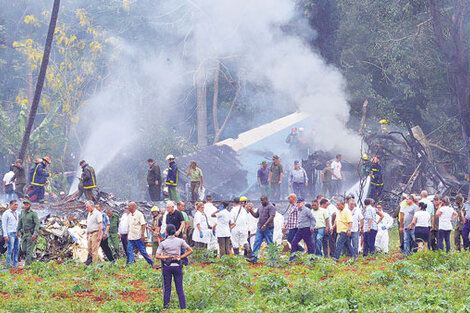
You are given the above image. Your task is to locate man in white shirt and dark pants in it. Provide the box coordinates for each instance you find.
[212,201,232,256]
[3,166,16,203]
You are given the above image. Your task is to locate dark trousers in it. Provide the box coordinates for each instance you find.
[290,227,315,261]
[463,221,470,250]
[217,237,231,256]
[287,228,304,252]
[363,229,377,257]
[368,183,383,202]
[120,234,128,256]
[85,238,115,265]
[454,228,464,251]
[270,182,281,201]
[399,230,404,252]
[162,265,186,309]
[15,183,25,199]
[0,235,6,254]
[26,185,45,203]
[100,238,115,261]
[430,230,439,251]
[190,181,200,202]
[334,232,355,260]
[84,189,95,201]
[148,184,161,201]
[292,182,306,199]
[438,230,451,253]
[322,230,337,257]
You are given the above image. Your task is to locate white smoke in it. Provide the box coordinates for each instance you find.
[75,0,360,194]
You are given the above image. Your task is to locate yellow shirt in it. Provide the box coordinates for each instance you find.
[336,208,352,233]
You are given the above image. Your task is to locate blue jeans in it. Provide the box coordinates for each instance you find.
[288,228,304,252]
[350,232,359,257]
[312,228,325,256]
[127,239,154,266]
[363,229,377,257]
[438,230,451,253]
[252,227,274,261]
[6,232,20,268]
[404,229,415,256]
[334,232,355,260]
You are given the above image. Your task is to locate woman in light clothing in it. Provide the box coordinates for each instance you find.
[436,197,458,253]
[409,202,431,251]
[192,202,211,250]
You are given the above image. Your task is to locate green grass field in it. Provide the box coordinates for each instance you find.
[1,227,469,312]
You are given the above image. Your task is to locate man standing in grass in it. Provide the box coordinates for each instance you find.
[289,198,316,261]
[2,200,20,268]
[106,208,121,258]
[332,200,355,261]
[247,196,276,263]
[127,202,154,267]
[17,199,40,266]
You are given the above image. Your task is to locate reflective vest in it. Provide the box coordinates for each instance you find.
[30,163,50,187]
[370,164,383,186]
[166,161,178,186]
[81,164,97,189]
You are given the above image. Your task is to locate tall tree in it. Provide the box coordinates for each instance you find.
[428,0,470,178]
[18,0,60,161]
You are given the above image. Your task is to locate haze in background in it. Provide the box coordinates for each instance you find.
[73,0,361,196]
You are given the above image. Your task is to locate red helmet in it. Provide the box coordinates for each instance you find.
[291,127,297,132]
[34,158,42,163]
[43,156,52,164]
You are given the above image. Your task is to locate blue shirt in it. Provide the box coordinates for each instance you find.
[257,167,269,185]
[2,209,19,236]
[101,212,109,234]
[463,201,470,220]
[364,206,378,231]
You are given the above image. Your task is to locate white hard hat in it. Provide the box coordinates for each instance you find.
[166,154,175,160]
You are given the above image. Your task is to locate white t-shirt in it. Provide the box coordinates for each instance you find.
[3,171,15,188]
[247,208,258,233]
[204,203,218,227]
[273,212,284,245]
[327,204,338,228]
[231,206,248,232]
[350,207,363,232]
[438,206,455,231]
[192,210,210,244]
[215,209,231,238]
[414,210,431,227]
[118,212,129,235]
[331,160,342,180]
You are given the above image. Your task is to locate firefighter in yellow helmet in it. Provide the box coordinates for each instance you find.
[360,154,371,178]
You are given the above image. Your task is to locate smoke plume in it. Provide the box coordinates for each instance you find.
[76,0,361,195]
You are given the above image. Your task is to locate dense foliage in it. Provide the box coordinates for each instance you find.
[2,234,470,312]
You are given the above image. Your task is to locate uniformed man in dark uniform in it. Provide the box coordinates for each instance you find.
[16,200,40,266]
[12,159,26,199]
[79,160,97,201]
[147,159,162,201]
[368,157,384,201]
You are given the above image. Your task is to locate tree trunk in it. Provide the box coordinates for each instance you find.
[18,0,61,161]
[196,65,208,147]
[428,0,470,179]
